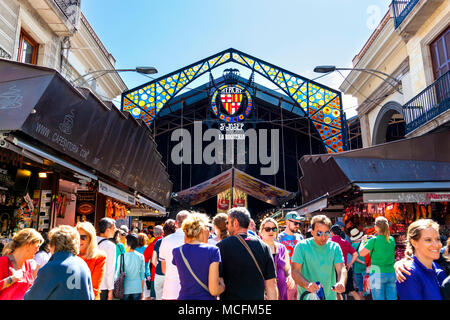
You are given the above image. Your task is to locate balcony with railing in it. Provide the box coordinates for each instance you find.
[403,71,450,134]
[27,0,81,36]
[391,0,445,36]
[392,0,419,28]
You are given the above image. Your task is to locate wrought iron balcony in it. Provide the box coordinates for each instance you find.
[392,0,419,28]
[28,0,80,36]
[53,0,81,27]
[403,71,450,134]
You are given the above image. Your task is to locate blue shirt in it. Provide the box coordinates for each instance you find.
[172,243,221,300]
[24,251,94,300]
[135,246,150,278]
[277,232,304,260]
[117,251,146,295]
[396,255,447,300]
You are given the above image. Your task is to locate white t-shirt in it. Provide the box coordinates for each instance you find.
[34,251,51,268]
[159,228,185,299]
[97,237,117,291]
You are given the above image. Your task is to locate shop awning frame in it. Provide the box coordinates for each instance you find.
[356,181,450,192]
[293,193,329,216]
[0,58,172,207]
[298,131,450,204]
[12,137,98,181]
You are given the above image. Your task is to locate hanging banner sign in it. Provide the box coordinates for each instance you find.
[233,188,247,208]
[98,181,136,206]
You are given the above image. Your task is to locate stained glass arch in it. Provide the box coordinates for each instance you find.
[121,48,348,153]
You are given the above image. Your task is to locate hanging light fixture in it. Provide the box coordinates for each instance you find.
[38,172,48,178]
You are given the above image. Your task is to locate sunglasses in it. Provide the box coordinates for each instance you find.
[289,220,301,226]
[263,227,278,233]
[316,231,331,237]
[79,235,89,241]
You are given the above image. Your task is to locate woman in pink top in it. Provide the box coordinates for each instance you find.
[0,228,44,300]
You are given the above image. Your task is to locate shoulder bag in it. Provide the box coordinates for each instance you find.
[113,252,125,299]
[234,234,265,281]
[179,246,210,294]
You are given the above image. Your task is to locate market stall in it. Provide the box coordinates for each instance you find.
[297,131,450,258]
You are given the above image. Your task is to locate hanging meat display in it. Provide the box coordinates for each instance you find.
[106,198,127,220]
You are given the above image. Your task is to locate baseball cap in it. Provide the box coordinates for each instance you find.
[119,225,129,233]
[285,211,303,221]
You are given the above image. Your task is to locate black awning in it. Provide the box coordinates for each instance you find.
[298,131,450,203]
[0,59,172,207]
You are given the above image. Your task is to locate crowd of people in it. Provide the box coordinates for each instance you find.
[0,207,449,300]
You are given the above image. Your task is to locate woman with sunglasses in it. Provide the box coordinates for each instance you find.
[260,218,295,300]
[76,222,107,300]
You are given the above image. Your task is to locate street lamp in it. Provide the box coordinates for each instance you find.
[72,66,158,87]
[313,65,402,94]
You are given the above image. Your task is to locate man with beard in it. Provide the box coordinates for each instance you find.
[217,207,278,300]
[277,212,304,300]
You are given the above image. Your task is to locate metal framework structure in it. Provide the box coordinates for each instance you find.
[121,48,348,153]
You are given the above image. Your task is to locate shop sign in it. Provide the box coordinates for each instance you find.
[211,84,253,123]
[76,191,96,216]
[363,192,450,203]
[98,181,135,206]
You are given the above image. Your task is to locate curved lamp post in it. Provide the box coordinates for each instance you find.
[313,65,402,94]
[72,66,158,87]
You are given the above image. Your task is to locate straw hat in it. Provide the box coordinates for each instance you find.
[349,228,364,241]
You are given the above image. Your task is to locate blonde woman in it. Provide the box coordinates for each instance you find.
[395,219,446,300]
[259,218,295,300]
[24,225,94,300]
[172,212,225,300]
[359,216,396,300]
[76,222,106,300]
[0,228,43,300]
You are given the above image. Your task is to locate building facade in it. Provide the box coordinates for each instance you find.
[340,0,449,147]
[0,0,126,100]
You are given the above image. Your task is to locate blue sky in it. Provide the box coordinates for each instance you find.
[81,0,392,117]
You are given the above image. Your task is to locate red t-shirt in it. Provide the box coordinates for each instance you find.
[143,236,162,281]
[0,256,35,300]
[331,236,356,267]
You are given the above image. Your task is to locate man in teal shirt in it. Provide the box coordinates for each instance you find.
[291,215,347,300]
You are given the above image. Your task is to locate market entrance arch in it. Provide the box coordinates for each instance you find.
[122,48,348,154]
[121,49,349,218]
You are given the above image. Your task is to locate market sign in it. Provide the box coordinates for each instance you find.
[211,84,253,123]
[363,192,450,203]
[98,181,136,206]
